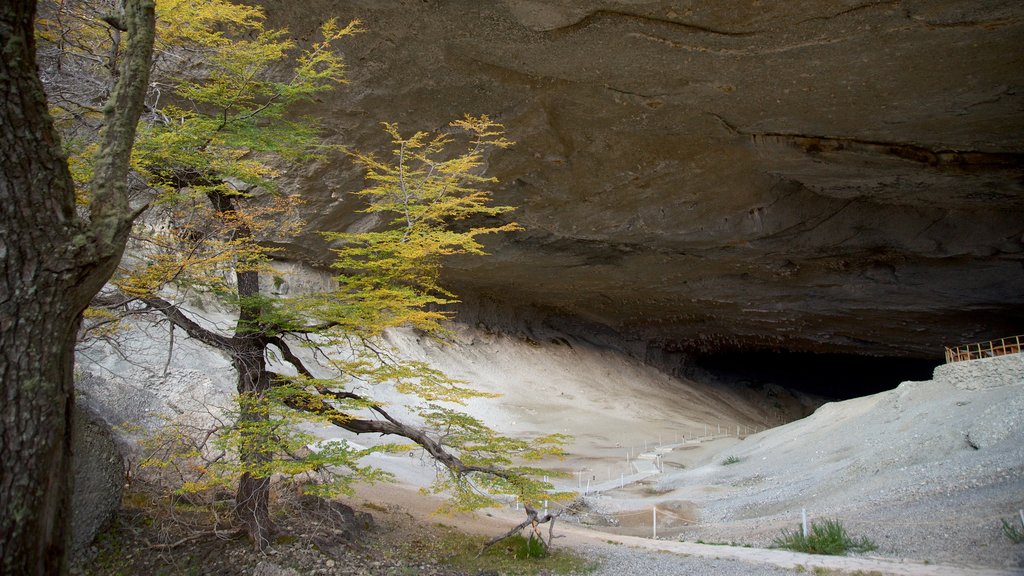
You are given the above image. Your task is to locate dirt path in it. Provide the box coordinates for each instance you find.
[354,482,1017,576]
[564,529,1019,576]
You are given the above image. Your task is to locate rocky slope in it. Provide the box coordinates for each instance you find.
[612,353,1024,570]
[250,0,1024,359]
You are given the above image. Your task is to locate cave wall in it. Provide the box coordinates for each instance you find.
[256,0,1024,357]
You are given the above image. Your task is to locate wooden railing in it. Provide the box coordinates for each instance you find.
[944,335,1023,364]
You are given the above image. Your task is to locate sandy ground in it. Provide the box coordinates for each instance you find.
[79,315,1024,575]
[353,481,1019,576]
[347,329,1024,574]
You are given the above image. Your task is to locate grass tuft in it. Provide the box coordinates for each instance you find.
[404,526,596,575]
[1003,518,1024,544]
[773,518,877,556]
[721,456,741,465]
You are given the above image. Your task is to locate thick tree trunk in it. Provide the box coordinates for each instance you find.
[0,1,154,573]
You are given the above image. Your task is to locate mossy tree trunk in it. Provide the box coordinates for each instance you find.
[232,254,275,550]
[0,1,154,573]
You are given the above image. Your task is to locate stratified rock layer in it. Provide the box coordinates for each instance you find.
[259,0,1024,357]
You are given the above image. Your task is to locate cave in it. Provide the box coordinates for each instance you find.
[688,350,941,400]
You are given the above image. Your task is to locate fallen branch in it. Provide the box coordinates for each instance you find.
[146,528,245,550]
[476,504,563,557]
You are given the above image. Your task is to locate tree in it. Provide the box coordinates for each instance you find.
[113,116,568,550]
[45,0,569,551]
[0,0,155,573]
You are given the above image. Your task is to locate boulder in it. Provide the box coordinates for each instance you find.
[71,403,125,553]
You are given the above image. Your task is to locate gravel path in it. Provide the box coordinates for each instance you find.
[560,533,1021,576]
[577,543,799,576]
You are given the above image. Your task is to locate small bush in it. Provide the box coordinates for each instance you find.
[773,518,877,555]
[412,527,596,575]
[1003,518,1024,544]
[721,456,741,465]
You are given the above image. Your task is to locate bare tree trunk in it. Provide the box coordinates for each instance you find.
[0,1,154,573]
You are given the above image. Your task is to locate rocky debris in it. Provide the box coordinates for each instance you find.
[616,353,1024,569]
[289,495,376,558]
[253,561,301,576]
[71,403,125,553]
[73,497,477,576]
[934,352,1024,391]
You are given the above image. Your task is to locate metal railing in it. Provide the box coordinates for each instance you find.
[944,335,1022,364]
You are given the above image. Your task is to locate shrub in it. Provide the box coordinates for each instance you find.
[721,456,741,465]
[773,518,877,555]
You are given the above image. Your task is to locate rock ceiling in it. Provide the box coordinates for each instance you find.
[257,0,1024,357]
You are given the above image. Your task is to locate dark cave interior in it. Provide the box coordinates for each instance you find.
[691,351,941,400]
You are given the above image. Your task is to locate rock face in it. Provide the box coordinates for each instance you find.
[71,403,124,553]
[257,0,1024,357]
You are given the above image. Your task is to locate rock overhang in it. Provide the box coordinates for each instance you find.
[255,0,1024,358]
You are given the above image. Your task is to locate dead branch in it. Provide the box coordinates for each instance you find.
[146,528,245,550]
[476,504,563,557]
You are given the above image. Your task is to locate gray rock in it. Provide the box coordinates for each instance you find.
[254,0,1024,357]
[933,353,1024,391]
[252,560,301,576]
[71,402,125,553]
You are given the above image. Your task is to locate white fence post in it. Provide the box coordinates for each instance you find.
[801,508,808,538]
[652,507,657,539]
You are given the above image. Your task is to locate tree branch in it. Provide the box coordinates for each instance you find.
[88,0,155,249]
[264,335,314,378]
[140,296,236,351]
[476,504,562,557]
[279,390,515,481]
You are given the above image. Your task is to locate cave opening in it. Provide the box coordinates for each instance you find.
[690,351,940,400]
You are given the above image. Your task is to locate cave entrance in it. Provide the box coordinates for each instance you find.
[689,351,939,400]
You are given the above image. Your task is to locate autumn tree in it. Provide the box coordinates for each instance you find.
[44,0,569,551]
[0,0,155,573]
